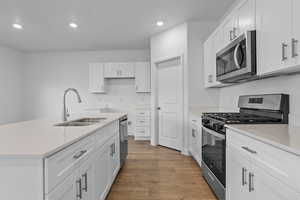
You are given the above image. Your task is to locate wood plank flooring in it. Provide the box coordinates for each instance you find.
[106,137,217,200]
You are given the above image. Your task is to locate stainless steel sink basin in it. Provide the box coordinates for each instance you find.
[55,117,107,127]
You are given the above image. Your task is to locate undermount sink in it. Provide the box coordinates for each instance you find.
[55,117,107,127]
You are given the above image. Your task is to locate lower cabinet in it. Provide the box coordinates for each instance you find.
[189,119,202,166]
[94,144,111,200]
[227,133,300,200]
[47,121,121,200]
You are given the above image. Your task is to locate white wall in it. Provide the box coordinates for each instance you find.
[219,74,300,126]
[22,50,150,125]
[0,46,24,124]
[150,22,219,153]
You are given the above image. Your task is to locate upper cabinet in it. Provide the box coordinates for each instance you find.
[256,0,293,75]
[89,62,151,93]
[89,63,106,93]
[104,63,135,78]
[135,62,151,93]
[236,0,256,35]
[292,0,300,67]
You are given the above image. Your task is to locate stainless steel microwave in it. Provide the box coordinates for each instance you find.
[216,30,256,83]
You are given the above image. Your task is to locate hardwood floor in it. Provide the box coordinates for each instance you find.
[107,137,217,200]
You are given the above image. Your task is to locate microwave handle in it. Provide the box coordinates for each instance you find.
[234,43,241,69]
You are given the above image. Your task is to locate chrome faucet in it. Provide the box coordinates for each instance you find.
[63,88,82,121]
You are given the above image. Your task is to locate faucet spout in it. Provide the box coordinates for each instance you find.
[63,88,82,121]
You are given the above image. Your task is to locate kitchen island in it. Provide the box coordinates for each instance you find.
[0,113,126,200]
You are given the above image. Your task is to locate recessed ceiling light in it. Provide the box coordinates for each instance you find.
[69,22,78,29]
[156,21,164,27]
[12,23,23,29]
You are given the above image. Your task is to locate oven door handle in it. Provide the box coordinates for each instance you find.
[202,127,225,140]
[234,43,241,69]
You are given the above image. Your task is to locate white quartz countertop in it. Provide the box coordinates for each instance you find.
[0,113,126,159]
[226,124,300,157]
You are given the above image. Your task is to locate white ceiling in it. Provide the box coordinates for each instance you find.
[0,0,235,52]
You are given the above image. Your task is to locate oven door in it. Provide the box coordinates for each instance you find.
[216,30,256,83]
[202,126,226,187]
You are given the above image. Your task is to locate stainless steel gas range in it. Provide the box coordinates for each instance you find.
[201,94,289,200]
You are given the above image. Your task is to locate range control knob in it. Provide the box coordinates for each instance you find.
[202,119,210,125]
[213,123,224,131]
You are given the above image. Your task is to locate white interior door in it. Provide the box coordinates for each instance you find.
[157,58,183,151]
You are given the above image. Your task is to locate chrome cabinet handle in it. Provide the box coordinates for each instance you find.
[242,146,257,154]
[292,38,298,58]
[230,30,233,41]
[242,167,247,186]
[82,173,88,192]
[192,129,196,138]
[73,150,87,159]
[110,144,114,156]
[113,143,115,155]
[249,173,254,192]
[282,43,288,61]
[233,27,237,38]
[208,74,213,83]
[76,178,82,199]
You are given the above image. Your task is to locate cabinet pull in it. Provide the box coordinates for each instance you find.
[241,146,257,154]
[242,167,247,186]
[233,27,237,39]
[82,173,88,192]
[230,30,233,41]
[113,143,116,155]
[110,144,114,156]
[249,173,254,192]
[192,129,196,138]
[292,38,298,58]
[76,178,82,199]
[208,74,213,83]
[282,43,288,61]
[73,150,87,159]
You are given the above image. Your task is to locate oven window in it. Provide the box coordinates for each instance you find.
[216,39,247,77]
[202,128,226,187]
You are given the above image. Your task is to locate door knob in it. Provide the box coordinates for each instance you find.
[157,107,161,110]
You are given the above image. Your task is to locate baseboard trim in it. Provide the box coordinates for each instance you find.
[134,136,150,141]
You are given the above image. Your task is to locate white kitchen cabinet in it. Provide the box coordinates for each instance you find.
[104,62,135,78]
[292,0,300,66]
[89,63,106,93]
[204,31,226,88]
[135,106,150,140]
[222,13,238,46]
[94,144,111,200]
[236,0,256,36]
[226,145,253,200]
[256,0,293,75]
[226,128,300,200]
[46,173,77,200]
[135,62,151,93]
[80,157,94,200]
[109,134,120,180]
[189,119,201,166]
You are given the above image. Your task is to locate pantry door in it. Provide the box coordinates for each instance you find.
[157,57,183,151]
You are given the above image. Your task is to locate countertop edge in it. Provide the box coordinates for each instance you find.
[0,113,127,159]
[225,125,300,157]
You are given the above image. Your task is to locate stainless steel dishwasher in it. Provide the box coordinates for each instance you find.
[119,116,128,167]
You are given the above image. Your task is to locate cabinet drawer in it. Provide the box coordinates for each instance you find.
[45,136,94,194]
[227,129,300,193]
[136,110,150,117]
[135,127,150,137]
[95,122,119,148]
[136,117,150,127]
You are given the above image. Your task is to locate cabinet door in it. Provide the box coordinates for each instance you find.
[226,146,252,200]
[292,0,300,65]
[89,63,106,93]
[135,62,151,93]
[46,173,77,200]
[109,135,120,180]
[222,14,238,45]
[80,158,94,200]
[256,0,292,75]
[94,145,111,200]
[203,39,213,88]
[236,0,256,36]
[251,165,300,200]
